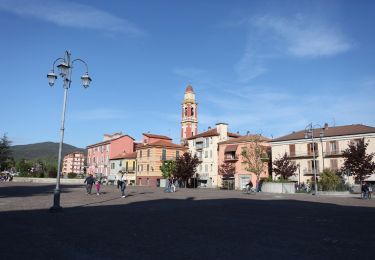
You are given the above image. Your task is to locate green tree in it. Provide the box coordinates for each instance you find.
[0,134,13,171]
[341,138,375,183]
[319,169,343,191]
[241,135,269,184]
[272,153,298,180]
[160,160,176,179]
[174,152,200,182]
[17,159,33,175]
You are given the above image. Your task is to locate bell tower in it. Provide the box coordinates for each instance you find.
[181,85,198,144]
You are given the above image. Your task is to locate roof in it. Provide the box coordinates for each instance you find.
[271,124,375,142]
[111,152,137,160]
[86,134,135,148]
[219,135,271,145]
[186,128,240,140]
[143,133,172,140]
[185,85,194,93]
[138,140,186,149]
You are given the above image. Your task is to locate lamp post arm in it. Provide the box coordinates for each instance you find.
[72,58,90,73]
[51,57,65,72]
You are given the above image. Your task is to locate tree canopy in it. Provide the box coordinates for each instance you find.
[241,135,269,182]
[272,153,297,180]
[0,134,14,171]
[174,152,200,181]
[160,160,176,179]
[218,162,235,178]
[341,138,375,183]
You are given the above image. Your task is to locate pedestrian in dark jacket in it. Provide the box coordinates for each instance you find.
[84,174,95,195]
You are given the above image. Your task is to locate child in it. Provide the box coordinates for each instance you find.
[95,180,101,195]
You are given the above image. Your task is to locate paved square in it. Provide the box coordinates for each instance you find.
[1,182,374,259]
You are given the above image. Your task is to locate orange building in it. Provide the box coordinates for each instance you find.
[136,133,187,187]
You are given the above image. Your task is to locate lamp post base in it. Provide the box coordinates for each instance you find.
[49,189,63,213]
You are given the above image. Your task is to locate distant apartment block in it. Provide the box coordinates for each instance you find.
[86,132,135,177]
[62,151,85,176]
[271,124,375,184]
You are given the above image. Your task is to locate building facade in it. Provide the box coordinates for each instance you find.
[218,135,271,190]
[271,124,375,185]
[187,123,240,188]
[110,152,137,185]
[136,133,187,187]
[62,151,85,177]
[86,132,135,177]
[181,85,198,144]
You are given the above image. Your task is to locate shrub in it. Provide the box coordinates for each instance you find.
[48,169,57,178]
[67,172,77,179]
[319,169,344,191]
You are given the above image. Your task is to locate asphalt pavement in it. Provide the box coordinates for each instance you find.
[0,182,374,260]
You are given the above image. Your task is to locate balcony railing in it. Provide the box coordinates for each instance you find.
[224,155,239,162]
[160,156,179,161]
[323,150,343,157]
[287,151,319,158]
[195,143,204,150]
[303,169,320,175]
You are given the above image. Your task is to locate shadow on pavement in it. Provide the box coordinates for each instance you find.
[0,184,79,198]
[0,196,374,260]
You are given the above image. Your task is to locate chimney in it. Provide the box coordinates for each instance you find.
[216,123,228,140]
[208,126,211,130]
[236,131,240,134]
[324,123,329,130]
[246,131,250,136]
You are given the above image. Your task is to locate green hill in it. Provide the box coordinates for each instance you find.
[11,142,86,162]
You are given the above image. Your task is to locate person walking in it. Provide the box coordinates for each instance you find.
[116,172,127,198]
[84,174,95,195]
[95,179,101,195]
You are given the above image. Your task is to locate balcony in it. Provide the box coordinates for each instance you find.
[286,151,318,159]
[323,150,343,157]
[224,154,238,162]
[303,169,320,176]
[195,142,204,150]
[160,156,179,161]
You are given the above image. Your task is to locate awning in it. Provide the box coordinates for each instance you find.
[225,145,238,152]
[365,174,375,181]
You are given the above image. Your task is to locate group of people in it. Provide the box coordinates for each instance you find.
[84,172,128,198]
[165,177,176,192]
[0,172,13,182]
[245,179,261,192]
[361,182,373,199]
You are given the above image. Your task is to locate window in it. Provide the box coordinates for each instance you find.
[147,149,150,157]
[330,159,338,170]
[147,164,149,172]
[176,151,180,159]
[205,138,209,147]
[307,143,318,155]
[191,107,194,116]
[119,161,122,167]
[210,164,213,172]
[126,161,128,171]
[106,145,109,152]
[133,161,135,171]
[141,165,143,171]
[162,148,166,161]
[111,163,115,169]
[289,144,295,156]
[205,164,208,172]
[138,165,140,172]
[205,151,208,158]
[210,150,212,158]
[140,150,143,158]
[185,107,187,116]
[308,160,320,173]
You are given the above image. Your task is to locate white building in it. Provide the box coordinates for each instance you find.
[271,124,375,185]
[187,123,240,188]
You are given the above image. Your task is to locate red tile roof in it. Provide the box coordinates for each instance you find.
[186,128,240,140]
[86,134,134,148]
[142,133,172,140]
[111,152,137,160]
[271,124,375,142]
[137,140,186,149]
[219,135,271,145]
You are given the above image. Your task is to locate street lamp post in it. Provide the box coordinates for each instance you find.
[47,51,91,213]
[304,123,324,195]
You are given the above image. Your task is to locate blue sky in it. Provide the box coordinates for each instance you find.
[1,0,375,148]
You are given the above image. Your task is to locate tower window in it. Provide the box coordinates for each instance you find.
[185,107,187,116]
[191,107,194,116]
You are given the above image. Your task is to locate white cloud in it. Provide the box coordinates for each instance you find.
[0,0,144,36]
[251,15,352,57]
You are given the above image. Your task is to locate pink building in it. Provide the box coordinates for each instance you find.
[62,151,85,176]
[86,132,135,177]
[218,135,271,190]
